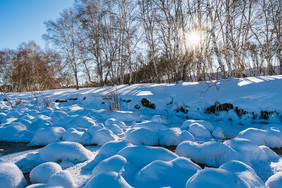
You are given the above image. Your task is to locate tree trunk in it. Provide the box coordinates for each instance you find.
[74,71,79,90]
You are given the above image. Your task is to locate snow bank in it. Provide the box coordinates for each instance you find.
[30,127,66,146]
[266,172,282,188]
[0,162,27,188]
[92,155,127,177]
[125,128,158,145]
[134,157,201,187]
[237,127,282,148]
[30,162,62,184]
[39,141,94,162]
[84,171,132,188]
[157,128,194,146]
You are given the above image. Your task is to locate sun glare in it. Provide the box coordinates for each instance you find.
[187,31,201,47]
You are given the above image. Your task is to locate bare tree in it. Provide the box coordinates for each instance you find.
[43,8,80,89]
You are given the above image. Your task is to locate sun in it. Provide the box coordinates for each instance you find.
[187,31,201,47]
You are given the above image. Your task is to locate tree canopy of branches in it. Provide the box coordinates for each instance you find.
[1,0,281,91]
[0,41,66,92]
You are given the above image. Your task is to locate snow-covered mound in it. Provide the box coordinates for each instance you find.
[176,141,236,167]
[185,160,265,188]
[176,138,279,167]
[186,168,248,188]
[0,122,30,142]
[62,128,90,144]
[125,128,158,145]
[157,128,194,146]
[266,172,282,188]
[220,160,265,188]
[91,128,118,145]
[30,127,66,146]
[30,162,62,184]
[187,122,212,138]
[181,120,214,131]
[48,170,75,188]
[238,127,282,148]
[39,141,94,162]
[134,157,201,187]
[84,171,132,188]
[92,155,127,177]
[0,162,27,188]
[85,141,133,170]
[116,145,178,180]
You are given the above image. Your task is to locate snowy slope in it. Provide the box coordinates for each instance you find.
[0,76,282,187]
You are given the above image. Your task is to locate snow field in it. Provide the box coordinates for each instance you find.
[1,76,282,187]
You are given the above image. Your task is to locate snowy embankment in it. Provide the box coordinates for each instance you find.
[0,76,282,187]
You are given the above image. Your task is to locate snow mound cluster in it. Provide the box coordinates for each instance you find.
[238,127,282,148]
[125,127,194,146]
[84,142,268,188]
[176,138,278,167]
[28,162,74,188]
[186,160,265,188]
[85,141,133,170]
[180,119,227,140]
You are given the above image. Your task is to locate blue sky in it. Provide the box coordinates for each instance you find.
[0,0,75,50]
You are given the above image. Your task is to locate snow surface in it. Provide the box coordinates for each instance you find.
[1,76,282,187]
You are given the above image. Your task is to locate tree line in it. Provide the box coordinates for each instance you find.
[0,42,70,92]
[1,0,281,91]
